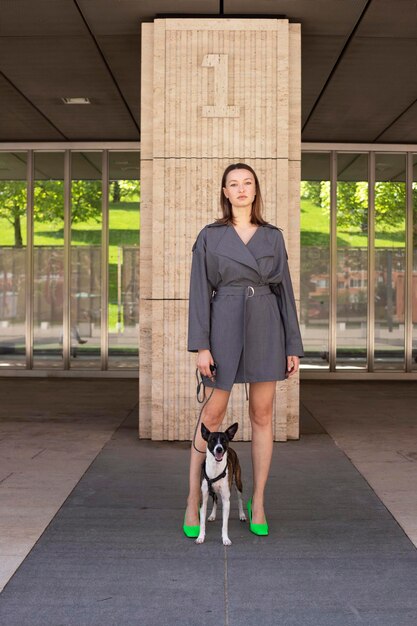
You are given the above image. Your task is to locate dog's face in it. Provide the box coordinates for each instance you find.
[201,422,238,462]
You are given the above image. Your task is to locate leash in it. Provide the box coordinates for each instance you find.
[192,365,216,455]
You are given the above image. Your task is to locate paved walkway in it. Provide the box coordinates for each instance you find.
[301,381,417,546]
[0,380,416,625]
[0,379,138,592]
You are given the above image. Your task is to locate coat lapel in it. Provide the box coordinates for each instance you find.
[247,226,276,261]
[214,225,275,274]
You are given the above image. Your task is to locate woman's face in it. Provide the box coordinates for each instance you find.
[223,169,256,209]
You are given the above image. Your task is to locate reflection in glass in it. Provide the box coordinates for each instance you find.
[412,154,417,371]
[70,152,102,368]
[0,152,27,368]
[374,153,406,369]
[300,153,331,369]
[33,152,65,368]
[336,154,368,368]
[108,152,140,368]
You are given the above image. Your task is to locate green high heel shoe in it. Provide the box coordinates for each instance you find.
[183,510,200,538]
[247,498,269,536]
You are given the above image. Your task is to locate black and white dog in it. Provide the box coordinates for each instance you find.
[196,422,246,546]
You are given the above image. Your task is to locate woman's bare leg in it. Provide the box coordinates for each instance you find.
[185,387,231,526]
[248,381,276,525]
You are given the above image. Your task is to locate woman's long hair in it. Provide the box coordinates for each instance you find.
[216,162,267,226]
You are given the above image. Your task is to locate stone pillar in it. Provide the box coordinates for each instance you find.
[139,18,301,441]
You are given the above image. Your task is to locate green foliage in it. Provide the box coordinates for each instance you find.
[300,190,331,247]
[71,181,102,224]
[0,181,27,220]
[374,182,407,227]
[336,181,408,232]
[337,182,368,231]
[111,180,140,203]
[301,179,416,246]
[33,180,102,225]
[0,180,140,247]
[302,179,411,232]
[300,180,321,206]
[0,181,27,247]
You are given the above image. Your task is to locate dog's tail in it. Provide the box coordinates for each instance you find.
[228,448,243,493]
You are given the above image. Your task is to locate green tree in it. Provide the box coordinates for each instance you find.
[33,181,64,224]
[34,180,102,225]
[374,182,406,228]
[337,182,368,233]
[70,181,102,224]
[300,181,321,206]
[0,180,103,246]
[304,179,415,238]
[112,181,121,203]
[111,180,140,203]
[0,181,27,247]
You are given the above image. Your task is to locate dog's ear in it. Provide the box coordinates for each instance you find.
[225,422,238,441]
[201,422,210,441]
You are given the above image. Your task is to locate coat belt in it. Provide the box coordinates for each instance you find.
[212,284,273,399]
[214,285,272,297]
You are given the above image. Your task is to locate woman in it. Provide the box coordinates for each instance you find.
[184,162,304,537]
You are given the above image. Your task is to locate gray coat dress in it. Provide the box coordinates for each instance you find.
[187,222,304,391]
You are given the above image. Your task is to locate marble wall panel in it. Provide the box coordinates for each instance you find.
[140,18,301,441]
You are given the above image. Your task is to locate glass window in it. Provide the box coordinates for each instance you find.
[374,153,406,370]
[0,152,27,368]
[33,152,65,368]
[70,152,102,368]
[108,152,140,369]
[336,153,368,369]
[300,153,331,369]
[0,148,142,373]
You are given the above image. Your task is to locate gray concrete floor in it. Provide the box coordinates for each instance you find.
[0,379,139,591]
[301,381,417,546]
[0,379,416,626]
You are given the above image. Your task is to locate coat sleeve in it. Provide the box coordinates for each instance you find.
[187,228,213,352]
[274,235,305,358]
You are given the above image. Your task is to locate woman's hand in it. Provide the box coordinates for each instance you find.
[197,349,215,381]
[286,356,300,378]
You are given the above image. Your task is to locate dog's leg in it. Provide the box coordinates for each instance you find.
[234,457,246,521]
[221,486,232,546]
[196,482,208,544]
[235,485,246,521]
[208,496,217,522]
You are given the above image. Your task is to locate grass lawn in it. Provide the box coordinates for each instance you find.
[0,201,140,329]
[301,198,406,247]
[2,198,405,250]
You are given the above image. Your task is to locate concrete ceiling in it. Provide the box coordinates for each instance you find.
[0,0,416,143]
